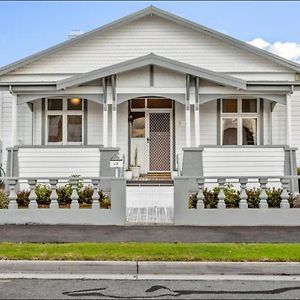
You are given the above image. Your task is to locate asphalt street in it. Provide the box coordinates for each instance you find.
[1,278,300,299]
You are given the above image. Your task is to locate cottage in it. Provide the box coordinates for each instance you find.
[0,6,299,189]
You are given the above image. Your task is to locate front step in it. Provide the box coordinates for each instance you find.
[127,179,173,186]
[127,172,173,186]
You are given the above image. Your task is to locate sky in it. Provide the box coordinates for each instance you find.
[1,1,300,67]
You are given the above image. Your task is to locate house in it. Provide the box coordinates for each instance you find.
[0,6,299,191]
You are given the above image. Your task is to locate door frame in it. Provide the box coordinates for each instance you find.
[146,109,173,173]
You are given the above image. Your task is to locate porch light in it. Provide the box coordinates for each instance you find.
[70,97,81,105]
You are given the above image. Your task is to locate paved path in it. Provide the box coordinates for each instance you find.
[1,225,300,243]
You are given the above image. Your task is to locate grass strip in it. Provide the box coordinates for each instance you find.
[0,243,300,261]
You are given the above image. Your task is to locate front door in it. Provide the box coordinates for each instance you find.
[148,112,171,172]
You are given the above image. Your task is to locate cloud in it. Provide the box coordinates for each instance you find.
[247,38,300,64]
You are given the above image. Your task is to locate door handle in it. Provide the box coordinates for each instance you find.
[147,137,151,143]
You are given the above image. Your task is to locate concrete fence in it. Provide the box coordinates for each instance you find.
[174,176,300,226]
[0,177,126,225]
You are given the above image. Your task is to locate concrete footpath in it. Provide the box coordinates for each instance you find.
[1,225,300,242]
[1,261,300,281]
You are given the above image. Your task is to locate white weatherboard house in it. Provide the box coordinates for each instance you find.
[0,6,299,192]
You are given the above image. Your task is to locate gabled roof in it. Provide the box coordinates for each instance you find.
[0,5,300,76]
[56,53,247,90]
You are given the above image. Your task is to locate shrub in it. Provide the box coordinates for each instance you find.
[0,191,8,209]
[188,185,293,209]
[246,188,261,208]
[56,186,72,205]
[78,185,94,204]
[266,187,282,208]
[16,190,30,207]
[203,187,219,208]
[99,191,111,209]
[223,184,240,208]
[35,183,51,205]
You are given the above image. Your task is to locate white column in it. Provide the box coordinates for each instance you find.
[11,92,18,146]
[286,93,292,146]
[185,75,191,147]
[194,77,200,147]
[194,109,200,147]
[111,75,117,147]
[103,108,108,147]
[102,78,108,147]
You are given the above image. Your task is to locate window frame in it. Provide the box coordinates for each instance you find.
[220,98,260,146]
[46,98,84,145]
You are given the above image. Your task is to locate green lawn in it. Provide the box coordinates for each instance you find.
[1,243,300,261]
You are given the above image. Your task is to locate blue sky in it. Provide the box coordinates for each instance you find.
[1,1,300,67]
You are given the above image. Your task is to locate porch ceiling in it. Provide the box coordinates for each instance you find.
[56,53,247,90]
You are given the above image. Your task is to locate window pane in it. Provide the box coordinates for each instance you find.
[242,99,257,113]
[222,118,237,145]
[68,98,82,110]
[222,99,237,113]
[147,98,172,108]
[67,115,82,142]
[48,99,62,111]
[48,115,62,143]
[130,112,145,138]
[242,118,257,145]
[131,99,145,109]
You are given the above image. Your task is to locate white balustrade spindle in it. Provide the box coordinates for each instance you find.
[217,178,226,209]
[92,179,100,209]
[8,179,18,209]
[259,178,269,209]
[239,178,248,209]
[70,178,79,209]
[28,179,38,209]
[196,178,205,209]
[280,178,290,209]
[49,179,59,209]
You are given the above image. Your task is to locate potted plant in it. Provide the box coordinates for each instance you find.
[124,167,133,181]
[171,168,178,179]
[131,147,140,178]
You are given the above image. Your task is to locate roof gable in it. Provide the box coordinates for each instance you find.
[0,6,299,76]
[56,53,246,89]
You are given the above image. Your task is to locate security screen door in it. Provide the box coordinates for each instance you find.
[148,112,171,172]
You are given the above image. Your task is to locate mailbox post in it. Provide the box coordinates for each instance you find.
[110,154,124,177]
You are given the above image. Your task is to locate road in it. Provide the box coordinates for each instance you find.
[1,278,300,299]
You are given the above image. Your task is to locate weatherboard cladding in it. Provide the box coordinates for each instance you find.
[56,54,246,90]
[8,15,290,76]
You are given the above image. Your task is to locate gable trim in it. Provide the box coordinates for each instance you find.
[56,53,247,90]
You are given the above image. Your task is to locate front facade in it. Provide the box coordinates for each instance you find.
[0,6,300,185]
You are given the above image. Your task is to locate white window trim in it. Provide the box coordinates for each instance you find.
[220,98,260,145]
[46,98,84,145]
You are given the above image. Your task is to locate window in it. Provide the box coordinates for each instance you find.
[130,112,145,138]
[221,98,259,145]
[46,98,84,145]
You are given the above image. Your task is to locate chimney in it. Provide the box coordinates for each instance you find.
[68,29,83,40]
